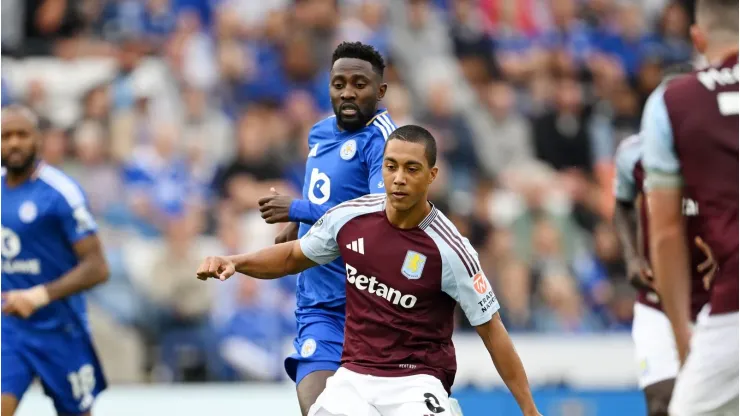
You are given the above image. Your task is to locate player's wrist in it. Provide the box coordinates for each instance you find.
[289,199,312,223]
[521,403,540,416]
[26,285,50,309]
[288,199,300,222]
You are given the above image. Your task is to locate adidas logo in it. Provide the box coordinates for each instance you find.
[346,238,365,254]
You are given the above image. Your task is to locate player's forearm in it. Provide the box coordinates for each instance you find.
[227,241,315,279]
[44,252,109,302]
[651,224,692,340]
[613,201,640,261]
[478,315,538,414]
[289,199,328,224]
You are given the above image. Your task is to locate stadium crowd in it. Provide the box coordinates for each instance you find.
[1,0,697,384]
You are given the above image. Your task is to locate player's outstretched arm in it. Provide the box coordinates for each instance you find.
[476,314,540,416]
[196,240,318,281]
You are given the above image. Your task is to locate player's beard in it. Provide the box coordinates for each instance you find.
[1,151,36,176]
[334,104,374,132]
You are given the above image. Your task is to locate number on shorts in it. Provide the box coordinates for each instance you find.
[67,364,96,401]
[424,392,446,413]
[717,91,739,116]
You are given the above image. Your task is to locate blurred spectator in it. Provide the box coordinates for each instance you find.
[1,77,14,107]
[533,269,604,333]
[3,0,86,57]
[338,1,390,57]
[217,279,294,381]
[475,80,533,178]
[141,215,212,322]
[532,76,594,174]
[137,214,215,382]
[122,123,202,236]
[67,121,125,218]
[211,104,288,209]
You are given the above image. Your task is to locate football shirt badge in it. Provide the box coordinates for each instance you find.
[402,250,426,280]
[340,139,357,160]
[19,201,38,223]
[301,339,317,358]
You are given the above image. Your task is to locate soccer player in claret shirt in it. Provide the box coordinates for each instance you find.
[255,41,398,415]
[197,125,540,416]
[641,0,739,414]
[1,105,109,416]
[613,132,713,415]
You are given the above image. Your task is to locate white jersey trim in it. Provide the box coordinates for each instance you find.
[37,165,86,209]
[300,195,385,265]
[371,112,397,141]
[423,210,498,326]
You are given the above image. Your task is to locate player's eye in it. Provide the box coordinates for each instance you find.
[355,82,366,89]
[333,83,344,89]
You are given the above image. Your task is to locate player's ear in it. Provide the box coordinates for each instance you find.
[428,166,438,185]
[690,24,707,55]
[377,83,387,100]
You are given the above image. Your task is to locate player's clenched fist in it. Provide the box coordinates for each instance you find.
[196,256,236,281]
[2,286,50,319]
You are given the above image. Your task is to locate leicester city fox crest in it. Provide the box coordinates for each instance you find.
[401,250,427,280]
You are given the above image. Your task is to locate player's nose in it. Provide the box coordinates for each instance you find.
[340,88,357,101]
[4,135,22,148]
[393,172,406,185]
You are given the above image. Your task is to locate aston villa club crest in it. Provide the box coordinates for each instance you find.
[401,250,426,280]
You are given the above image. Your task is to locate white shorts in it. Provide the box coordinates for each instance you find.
[308,367,453,416]
[632,303,681,389]
[669,306,739,416]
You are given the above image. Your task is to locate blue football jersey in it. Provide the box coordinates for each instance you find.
[292,110,397,309]
[1,163,98,332]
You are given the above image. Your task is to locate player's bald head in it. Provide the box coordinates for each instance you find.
[2,105,40,131]
[695,0,738,44]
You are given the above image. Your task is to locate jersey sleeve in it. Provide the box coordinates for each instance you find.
[56,185,98,244]
[641,85,682,190]
[439,237,499,326]
[299,211,341,265]
[613,135,641,202]
[289,199,331,225]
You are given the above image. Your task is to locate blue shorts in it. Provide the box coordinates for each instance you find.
[2,327,107,415]
[284,307,345,386]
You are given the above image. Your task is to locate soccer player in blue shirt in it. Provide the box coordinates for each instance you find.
[256,42,398,415]
[1,105,109,416]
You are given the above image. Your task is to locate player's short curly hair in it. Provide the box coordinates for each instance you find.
[386,125,437,167]
[331,41,385,77]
